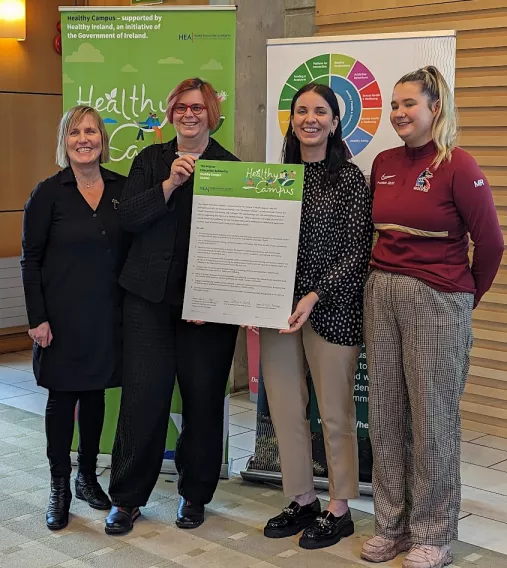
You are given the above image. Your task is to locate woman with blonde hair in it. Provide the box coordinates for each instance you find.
[361,66,503,568]
[105,77,239,536]
[21,106,128,530]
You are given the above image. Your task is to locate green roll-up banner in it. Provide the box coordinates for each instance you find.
[59,5,236,469]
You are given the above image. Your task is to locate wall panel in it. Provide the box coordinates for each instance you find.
[0,0,62,94]
[0,93,62,212]
[0,214,23,259]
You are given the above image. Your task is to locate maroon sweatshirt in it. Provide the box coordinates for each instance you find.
[370,141,504,307]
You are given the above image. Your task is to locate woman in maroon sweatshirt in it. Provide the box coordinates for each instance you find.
[361,66,503,568]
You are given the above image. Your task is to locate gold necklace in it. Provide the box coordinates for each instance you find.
[75,174,101,189]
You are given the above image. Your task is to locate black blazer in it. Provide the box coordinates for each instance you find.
[118,137,239,303]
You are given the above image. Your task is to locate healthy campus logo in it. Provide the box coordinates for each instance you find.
[243,166,297,197]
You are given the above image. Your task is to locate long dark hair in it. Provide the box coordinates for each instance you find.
[281,83,350,183]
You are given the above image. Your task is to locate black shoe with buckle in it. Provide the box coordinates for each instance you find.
[75,473,112,510]
[264,499,321,538]
[176,497,205,529]
[299,508,354,549]
[104,505,141,535]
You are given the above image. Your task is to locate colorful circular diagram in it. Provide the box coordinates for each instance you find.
[278,54,382,157]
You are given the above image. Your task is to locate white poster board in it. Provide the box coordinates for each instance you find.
[182,160,304,330]
[266,31,457,174]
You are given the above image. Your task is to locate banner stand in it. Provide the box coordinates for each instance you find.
[60,4,237,476]
[246,28,457,502]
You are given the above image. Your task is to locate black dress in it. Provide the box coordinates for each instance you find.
[21,166,129,391]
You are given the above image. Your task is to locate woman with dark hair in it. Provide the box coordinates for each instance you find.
[260,83,373,550]
[104,78,239,535]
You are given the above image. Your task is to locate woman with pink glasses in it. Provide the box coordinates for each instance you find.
[105,78,239,536]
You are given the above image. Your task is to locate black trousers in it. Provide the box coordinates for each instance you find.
[109,292,238,508]
[46,389,105,478]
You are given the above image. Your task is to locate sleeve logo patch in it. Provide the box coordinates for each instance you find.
[474,179,485,188]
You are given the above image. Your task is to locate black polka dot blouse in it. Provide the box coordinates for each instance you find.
[295,160,373,346]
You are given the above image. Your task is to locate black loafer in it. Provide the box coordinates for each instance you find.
[104,505,141,535]
[264,499,321,538]
[299,508,354,549]
[176,497,204,529]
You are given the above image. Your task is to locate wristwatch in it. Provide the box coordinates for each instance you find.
[312,288,326,302]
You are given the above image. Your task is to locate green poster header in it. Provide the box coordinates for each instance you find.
[60,8,235,176]
[195,161,304,201]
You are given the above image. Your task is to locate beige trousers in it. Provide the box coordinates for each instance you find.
[260,321,360,500]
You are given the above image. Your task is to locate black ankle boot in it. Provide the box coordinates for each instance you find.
[46,477,72,530]
[75,472,111,510]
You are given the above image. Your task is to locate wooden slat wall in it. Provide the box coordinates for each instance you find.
[325,0,464,15]
[316,0,507,438]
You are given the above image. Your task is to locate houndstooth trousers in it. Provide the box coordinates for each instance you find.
[364,270,474,546]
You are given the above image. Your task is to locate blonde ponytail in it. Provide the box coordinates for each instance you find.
[396,66,457,169]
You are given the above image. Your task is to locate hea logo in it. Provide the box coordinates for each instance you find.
[179,33,194,41]
[474,179,485,188]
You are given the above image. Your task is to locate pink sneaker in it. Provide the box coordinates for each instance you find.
[402,544,453,568]
[361,534,412,563]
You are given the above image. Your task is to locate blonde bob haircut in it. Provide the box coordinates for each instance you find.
[56,105,110,168]
[166,77,221,131]
[396,65,458,169]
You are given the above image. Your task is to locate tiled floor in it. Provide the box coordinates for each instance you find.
[1,351,507,560]
[0,404,505,568]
